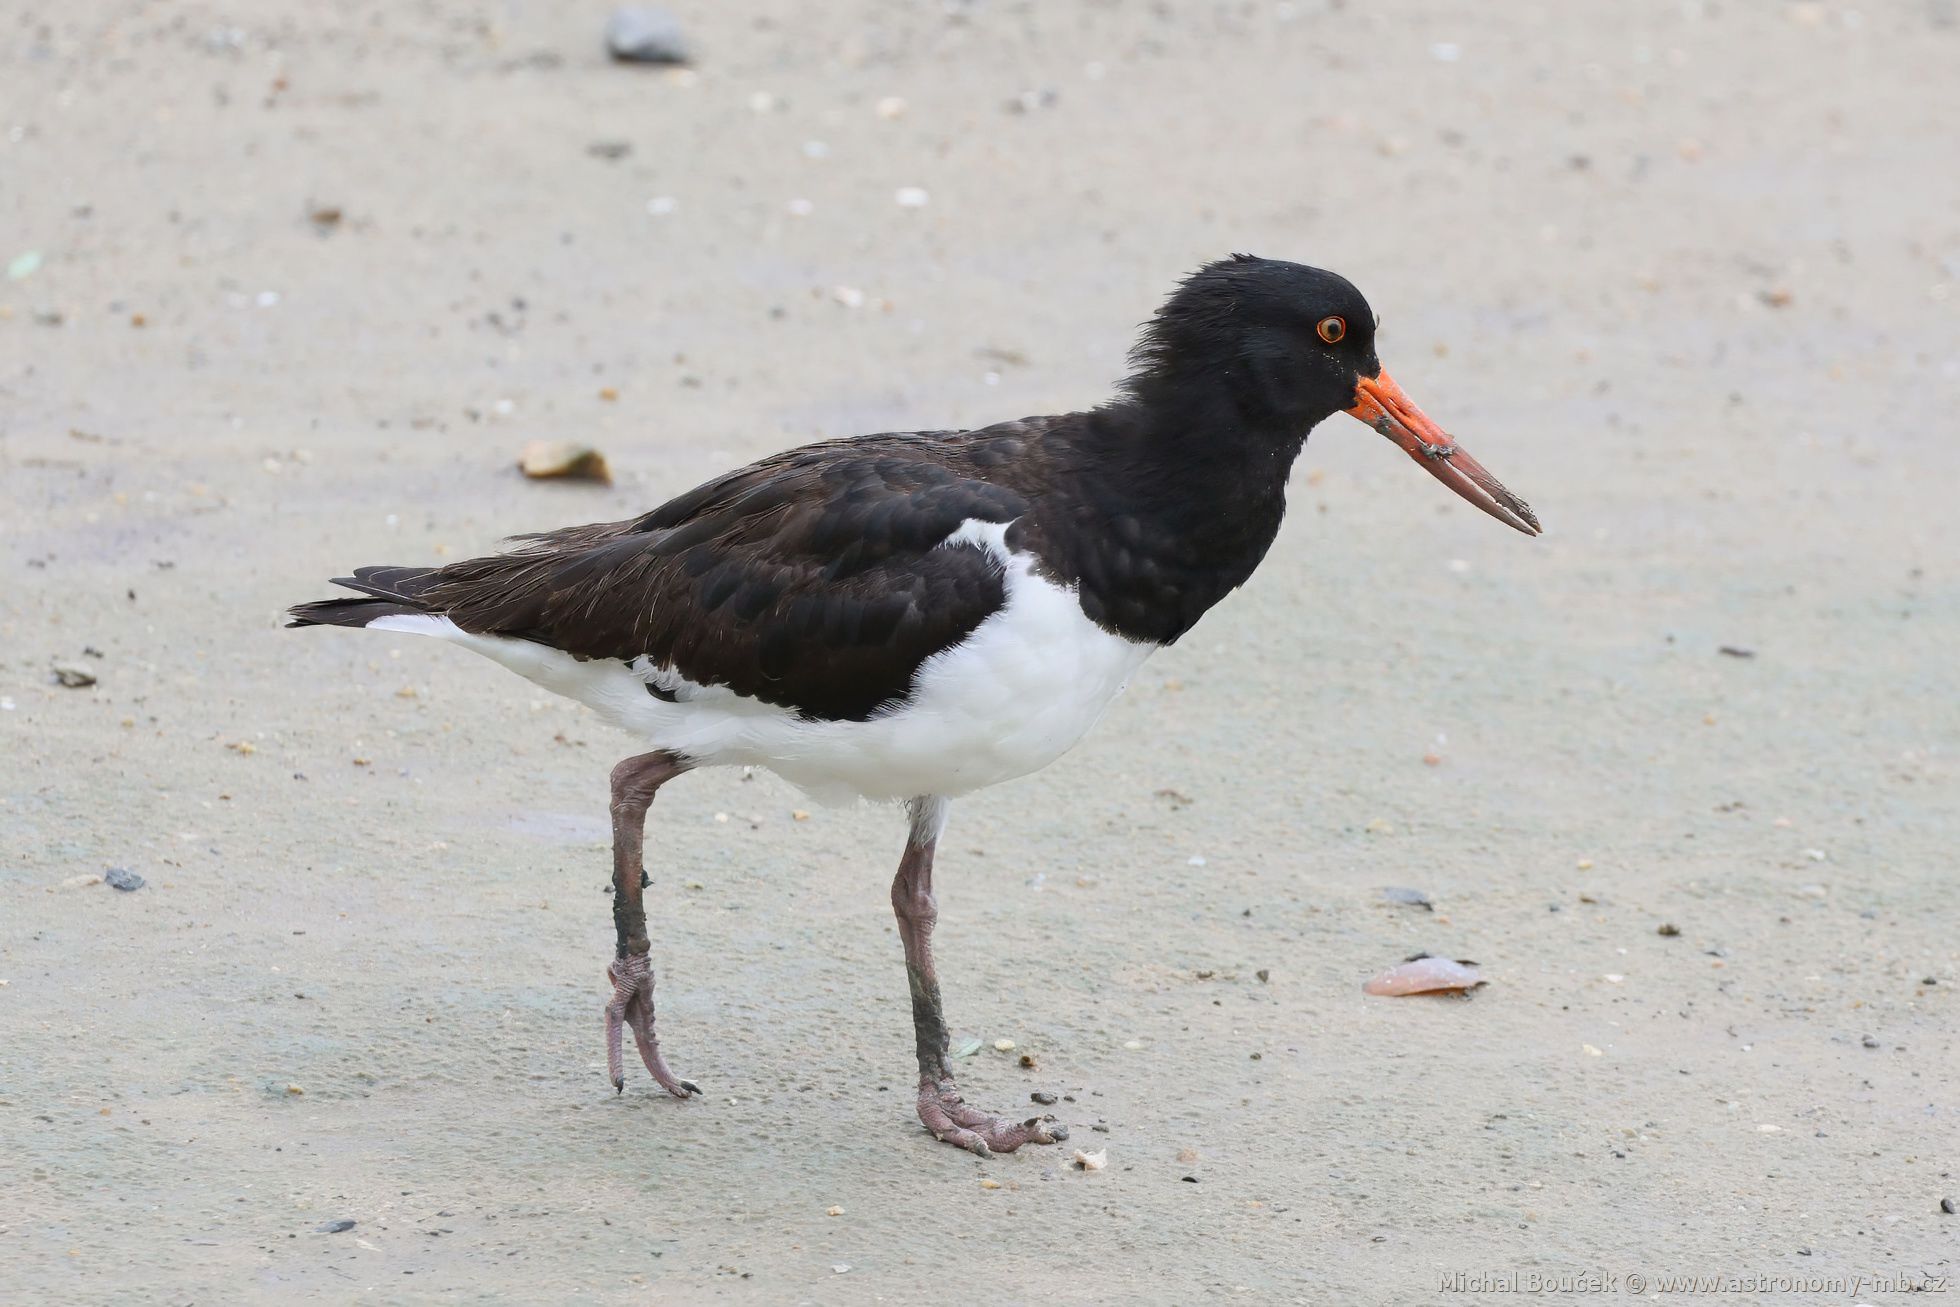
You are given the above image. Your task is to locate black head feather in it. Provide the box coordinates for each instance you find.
[1125,254,1381,432]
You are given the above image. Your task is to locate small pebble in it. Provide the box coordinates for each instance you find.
[1656,923,1680,937]
[825,1206,843,1217]
[894,186,930,208]
[1941,1198,1955,1215]
[605,6,691,64]
[518,441,611,484]
[993,1038,1015,1052]
[317,1219,355,1234]
[1031,1091,1057,1105]
[980,1178,1001,1190]
[1072,1148,1107,1172]
[1380,886,1432,911]
[103,867,145,892]
[51,663,97,688]
[1861,1035,1879,1049]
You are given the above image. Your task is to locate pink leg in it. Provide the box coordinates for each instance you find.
[892,798,1067,1157]
[603,750,698,1098]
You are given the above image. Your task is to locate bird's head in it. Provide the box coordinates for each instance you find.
[1128,254,1540,536]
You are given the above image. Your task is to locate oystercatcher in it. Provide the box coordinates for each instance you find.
[290,255,1538,1156]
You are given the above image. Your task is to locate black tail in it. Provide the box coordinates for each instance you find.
[287,565,443,629]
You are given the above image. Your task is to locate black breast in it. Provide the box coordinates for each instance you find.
[978,409,1296,646]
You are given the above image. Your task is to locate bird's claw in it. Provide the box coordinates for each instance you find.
[604,952,699,1099]
[916,1078,1067,1155]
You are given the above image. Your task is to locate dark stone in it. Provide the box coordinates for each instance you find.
[103,867,144,892]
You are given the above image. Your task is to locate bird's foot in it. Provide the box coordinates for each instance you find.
[605,952,700,1099]
[916,1076,1068,1157]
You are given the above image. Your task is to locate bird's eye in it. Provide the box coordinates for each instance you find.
[1316,316,1347,345]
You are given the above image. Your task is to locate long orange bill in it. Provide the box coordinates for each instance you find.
[1346,371,1541,536]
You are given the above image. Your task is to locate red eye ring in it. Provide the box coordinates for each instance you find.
[1316,316,1347,345]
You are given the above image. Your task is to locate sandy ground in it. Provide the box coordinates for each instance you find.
[5,1,1959,1302]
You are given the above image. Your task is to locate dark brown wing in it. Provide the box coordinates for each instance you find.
[423,433,1028,721]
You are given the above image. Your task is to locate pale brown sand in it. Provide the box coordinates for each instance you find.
[4,2,1956,1301]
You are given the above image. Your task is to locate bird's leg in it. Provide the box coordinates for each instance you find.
[891,797,1067,1156]
[603,750,699,1098]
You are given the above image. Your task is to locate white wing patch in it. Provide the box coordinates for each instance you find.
[627,654,729,704]
[938,517,1014,568]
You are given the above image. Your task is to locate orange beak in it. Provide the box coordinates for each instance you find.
[1346,371,1541,536]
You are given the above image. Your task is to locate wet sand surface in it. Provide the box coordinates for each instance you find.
[4,2,1957,1301]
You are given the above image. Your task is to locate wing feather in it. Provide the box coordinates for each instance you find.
[421,433,1028,721]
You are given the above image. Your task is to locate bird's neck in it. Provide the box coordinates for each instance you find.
[1024,395,1320,645]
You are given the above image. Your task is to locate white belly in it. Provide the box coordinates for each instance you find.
[374,536,1157,803]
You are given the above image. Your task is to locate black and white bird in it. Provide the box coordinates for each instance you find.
[290,255,1539,1156]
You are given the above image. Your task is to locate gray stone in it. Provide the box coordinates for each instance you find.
[606,7,691,64]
